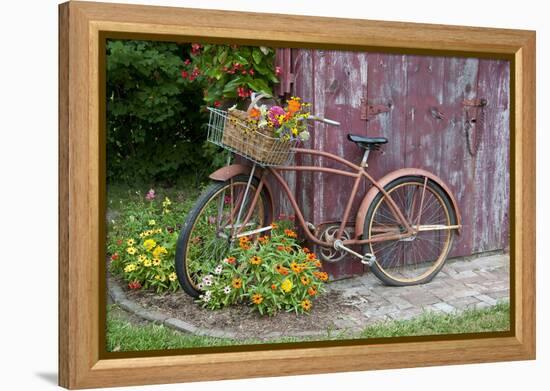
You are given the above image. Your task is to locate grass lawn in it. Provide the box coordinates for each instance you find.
[106,302,510,352]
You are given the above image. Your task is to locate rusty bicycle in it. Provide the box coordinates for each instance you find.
[175,104,462,298]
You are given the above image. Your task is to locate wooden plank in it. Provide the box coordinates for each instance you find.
[472,59,511,252]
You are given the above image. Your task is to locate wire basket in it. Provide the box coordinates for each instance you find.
[207,107,299,166]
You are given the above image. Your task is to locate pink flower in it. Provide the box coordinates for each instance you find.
[268,106,285,126]
[146,189,156,201]
[184,58,191,65]
[275,66,282,76]
[249,69,255,75]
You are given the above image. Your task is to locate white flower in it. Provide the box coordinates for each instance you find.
[223,286,231,294]
[214,265,223,275]
[299,131,310,141]
[204,280,213,287]
[203,295,211,303]
[197,283,204,290]
[202,274,213,284]
[204,290,212,297]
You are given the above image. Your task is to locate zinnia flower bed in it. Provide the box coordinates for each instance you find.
[197,221,328,316]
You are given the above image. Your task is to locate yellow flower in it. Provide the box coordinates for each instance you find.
[124,264,136,273]
[126,239,135,246]
[281,278,293,293]
[155,274,166,282]
[168,272,177,281]
[152,258,161,266]
[143,259,152,267]
[143,239,156,251]
[301,299,312,311]
[249,256,262,265]
[156,228,162,234]
[148,219,156,226]
[126,247,137,255]
[152,246,167,259]
[137,255,147,263]
[291,127,298,136]
[162,197,172,208]
[163,208,171,214]
[232,278,243,289]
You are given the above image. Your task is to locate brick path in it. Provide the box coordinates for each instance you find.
[327,252,509,330]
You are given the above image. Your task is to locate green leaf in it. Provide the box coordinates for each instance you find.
[246,79,272,97]
[252,48,264,65]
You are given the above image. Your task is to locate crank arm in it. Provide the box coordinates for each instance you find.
[333,240,377,266]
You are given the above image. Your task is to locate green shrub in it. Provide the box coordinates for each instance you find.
[180,43,279,106]
[106,40,226,184]
[198,221,328,316]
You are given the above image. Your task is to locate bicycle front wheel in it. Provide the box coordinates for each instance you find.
[175,175,272,297]
[363,176,457,286]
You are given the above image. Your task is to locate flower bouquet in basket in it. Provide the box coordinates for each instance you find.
[222,93,312,165]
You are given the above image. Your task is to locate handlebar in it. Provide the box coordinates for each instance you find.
[307,115,341,126]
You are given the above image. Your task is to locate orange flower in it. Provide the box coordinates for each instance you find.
[277,245,285,251]
[313,260,322,268]
[301,299,312,311]
[225,256,236,265]
[307,286,317,296]
[285,246,293,253]
[314,271,329,281]
[270,222,279,229]
[287,99,301,114]
[300,275,310,286]
[231,278,243,289]
[284,229,297,238]
[302,247,311,254]
[271,284,278,291]
[250,255,262,265]
[258,235,269,245]
[251,293,263,305]
[290,262,303,274]
[275,264,289,276]
[306,253,317,261]
[249,107,261,120]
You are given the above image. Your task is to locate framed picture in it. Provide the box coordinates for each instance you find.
[59,1,535,389]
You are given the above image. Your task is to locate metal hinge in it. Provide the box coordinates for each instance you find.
[462,98,488,156]
[360,99,392,120]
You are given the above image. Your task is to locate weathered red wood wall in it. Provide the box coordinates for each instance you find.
[274,49,510,279]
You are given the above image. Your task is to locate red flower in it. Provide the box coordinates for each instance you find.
[214,101,221,108]
[241,70,248,75]
[249,69,255,75]
[181,70,189,79]
[275,66,282,76]
[184,58,191,65]
[128,280,141,290]
[111,253,119,261]
[191,43,202,55]
[237,87,250,98]
[116,239,123,246]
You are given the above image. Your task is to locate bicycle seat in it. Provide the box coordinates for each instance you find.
[347,134,388,150]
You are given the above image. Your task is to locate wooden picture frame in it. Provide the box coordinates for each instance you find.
[58,1,535,388]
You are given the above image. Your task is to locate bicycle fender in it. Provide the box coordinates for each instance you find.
[355,168,462,239]
[209,164,275,220]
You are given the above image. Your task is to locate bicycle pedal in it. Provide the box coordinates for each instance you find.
[361,253,376,266]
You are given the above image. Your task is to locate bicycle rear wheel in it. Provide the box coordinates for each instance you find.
[363,176,457,286]
[175,175,272,297]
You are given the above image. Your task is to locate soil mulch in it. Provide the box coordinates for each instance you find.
[116,275,364,340]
